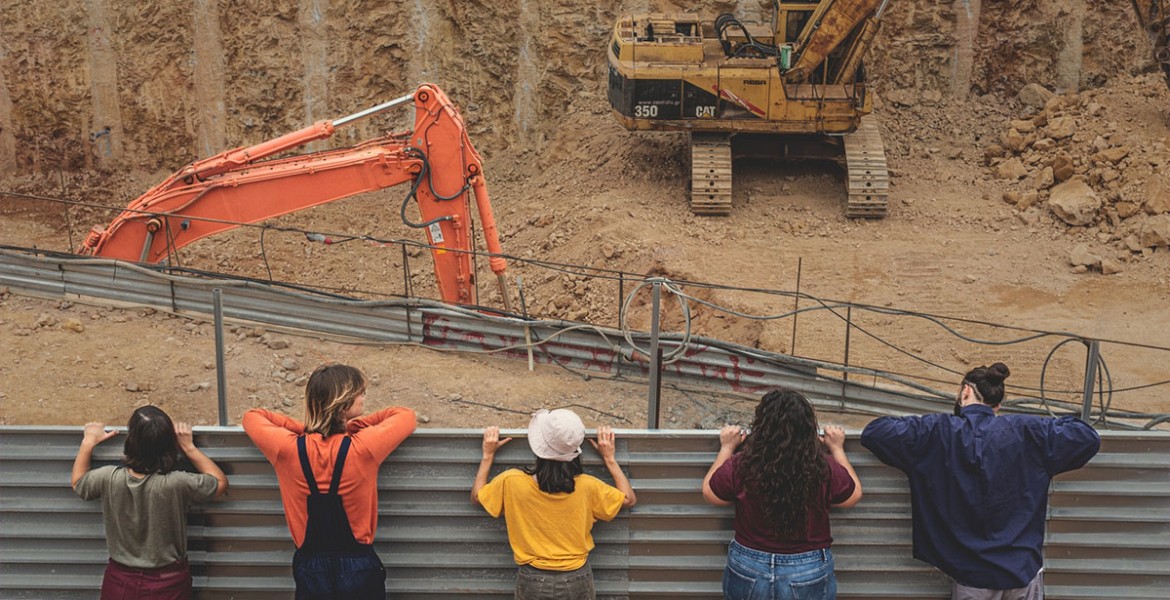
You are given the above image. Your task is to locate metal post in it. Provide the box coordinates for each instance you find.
[615,273,625,379]
[842,306,852,399]
[401,244,412,298]
[59,170,75,253]
[647,281,663,429]
[213,289,229,426]
[517,276,534,372]
[1080,339,1100,422]
[791,258,802,355]
[618,273,625,329]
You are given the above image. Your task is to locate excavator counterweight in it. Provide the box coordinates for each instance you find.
[79,84,509,310]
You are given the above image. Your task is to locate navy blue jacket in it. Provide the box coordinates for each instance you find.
[860,404,1100,589]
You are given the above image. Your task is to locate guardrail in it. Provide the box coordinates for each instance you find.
[0,248,951,424]
[1,427,1167,599]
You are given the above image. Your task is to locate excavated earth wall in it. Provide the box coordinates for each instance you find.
[0,1,1151,178]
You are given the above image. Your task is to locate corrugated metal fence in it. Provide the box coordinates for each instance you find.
[1,427,1166,599]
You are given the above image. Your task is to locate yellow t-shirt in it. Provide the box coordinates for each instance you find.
[477,468,626,571]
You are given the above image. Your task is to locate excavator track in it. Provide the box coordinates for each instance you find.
[842,115,890,219]
[690,133,733,215]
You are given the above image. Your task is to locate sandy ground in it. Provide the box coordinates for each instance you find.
[3,71,1168,432]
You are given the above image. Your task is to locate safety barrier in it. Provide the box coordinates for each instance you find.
[1,427,1166,599]
[0,248,951,422]
[11,247,1166,431]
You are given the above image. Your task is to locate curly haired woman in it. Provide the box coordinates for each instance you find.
[702,389,862,600]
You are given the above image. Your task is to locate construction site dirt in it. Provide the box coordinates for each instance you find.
[1,1,1168,431]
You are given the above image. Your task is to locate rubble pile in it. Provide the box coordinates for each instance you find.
[985,76,1170,273]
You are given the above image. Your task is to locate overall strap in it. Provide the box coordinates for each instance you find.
[329,436,352,495]
[296,436,318,495]
[297,435,354,496]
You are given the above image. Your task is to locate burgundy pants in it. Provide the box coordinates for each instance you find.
[100,558,192,600]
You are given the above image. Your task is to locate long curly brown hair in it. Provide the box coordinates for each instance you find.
[738,389,828,538]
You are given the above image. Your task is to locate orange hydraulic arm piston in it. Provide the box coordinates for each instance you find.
[78,84,510,309]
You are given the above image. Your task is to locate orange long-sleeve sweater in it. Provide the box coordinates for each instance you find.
[242,406,416,547]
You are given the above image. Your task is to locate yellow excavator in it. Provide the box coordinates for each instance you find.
[607,1,891,217]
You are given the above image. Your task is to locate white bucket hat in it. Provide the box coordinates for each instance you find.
[527,409,584,462]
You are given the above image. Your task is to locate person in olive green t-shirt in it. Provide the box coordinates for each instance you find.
[73,406,227,600]
[471,409,636,600]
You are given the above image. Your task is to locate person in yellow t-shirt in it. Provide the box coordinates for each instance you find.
[471,409,637,600]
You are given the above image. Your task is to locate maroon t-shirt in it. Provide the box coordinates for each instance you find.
[709,452,855,554]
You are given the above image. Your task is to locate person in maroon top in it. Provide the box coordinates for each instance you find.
[702,389,863,600]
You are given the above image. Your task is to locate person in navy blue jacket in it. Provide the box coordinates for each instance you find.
[860,362,1100,600]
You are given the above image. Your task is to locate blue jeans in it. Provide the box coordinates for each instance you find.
[722,540,837,600]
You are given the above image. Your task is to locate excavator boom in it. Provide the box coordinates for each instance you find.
[786,0,885,83]
[1132,0,1170,92]
[79,84,509,309]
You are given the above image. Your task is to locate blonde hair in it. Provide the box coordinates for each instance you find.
[303,363,367,437]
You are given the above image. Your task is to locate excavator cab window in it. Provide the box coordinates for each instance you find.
[785,11,812,43]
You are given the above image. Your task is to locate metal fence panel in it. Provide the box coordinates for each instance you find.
[0,249,948,420]
[1,427,1166,599]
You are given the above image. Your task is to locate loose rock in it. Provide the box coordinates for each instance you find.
[995,158,1029,180]
[1140,214,1170,247]
[1018,83,1055,109]
[1068,243,1099,268]
[1049,178,1101,226]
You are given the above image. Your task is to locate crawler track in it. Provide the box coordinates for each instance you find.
[690,133,733,215]
[843,116,890,218]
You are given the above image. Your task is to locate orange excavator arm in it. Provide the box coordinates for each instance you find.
[79,84,509,309]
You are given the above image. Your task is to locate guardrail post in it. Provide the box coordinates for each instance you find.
[1080,339,1100,422]
[791,257,801,355]
[213,289,229,426]
[842,305,852,399]
[647,281,662,429]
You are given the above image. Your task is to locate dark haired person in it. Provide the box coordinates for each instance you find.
[72,406,228,600]
[701,389,862,600]
[471,409,636,599]
[861,363,1101,599]
[243,362,416,599]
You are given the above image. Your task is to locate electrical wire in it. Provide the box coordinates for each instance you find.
[398,147,467,230]
[619,277,692,364]
[260,227,273,281]
[5,188,1170,426]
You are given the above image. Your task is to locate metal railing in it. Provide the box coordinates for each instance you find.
[3,248,1167,431]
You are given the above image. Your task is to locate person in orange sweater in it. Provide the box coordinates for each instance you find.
[243,363,416,600]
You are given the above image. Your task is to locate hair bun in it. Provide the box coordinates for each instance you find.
[989,362,1011,381]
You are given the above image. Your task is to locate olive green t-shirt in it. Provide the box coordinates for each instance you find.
[75,465,218,568]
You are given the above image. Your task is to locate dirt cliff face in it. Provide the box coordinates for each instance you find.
[0,1,1151,178]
